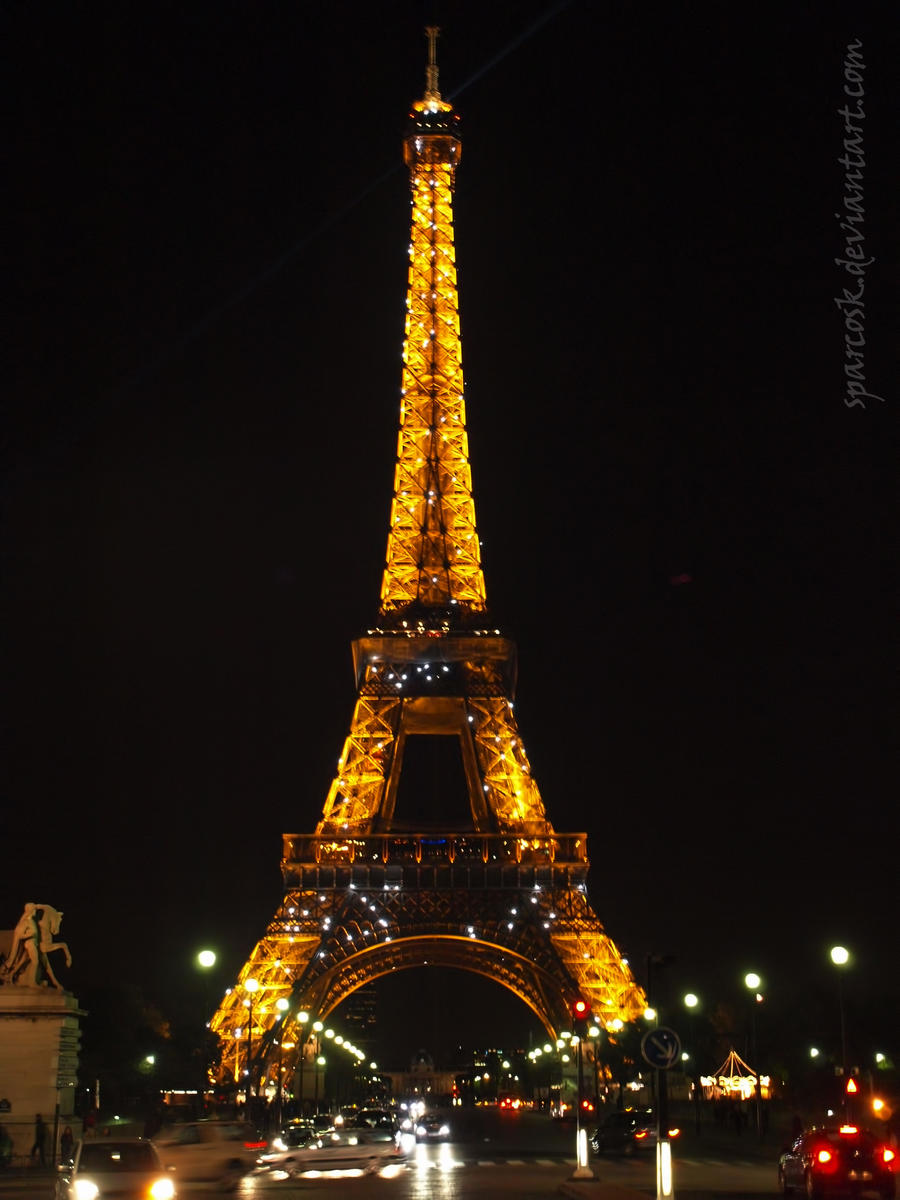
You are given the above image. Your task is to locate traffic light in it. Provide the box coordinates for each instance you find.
[571,997,590,1033]
[846,1078,859,1095]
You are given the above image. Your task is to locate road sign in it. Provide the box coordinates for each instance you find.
[641,1026,682,1069]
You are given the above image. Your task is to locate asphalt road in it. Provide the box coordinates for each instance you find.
[0,1107,783,1200]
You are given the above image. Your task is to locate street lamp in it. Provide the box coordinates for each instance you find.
[743,974,764,1139]
[683,994,701,1134]
[195,950,218,1114]
[295,1011,309,1114]
[830,946,850,1081]
[312,1022,324,1114]
[274,998,289,1125]
[244,978,259,1108]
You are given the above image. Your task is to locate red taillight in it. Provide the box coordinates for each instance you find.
[839,1125,858,1135]
[883,1148,896,1165]
[668,1128,681,1139]
[814,1146,840,1175]
[634,1131,648,1140]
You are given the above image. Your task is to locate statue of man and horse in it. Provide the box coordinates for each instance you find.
[0,903,72,989]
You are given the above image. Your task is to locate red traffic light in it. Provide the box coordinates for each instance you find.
[572,998,590,1020]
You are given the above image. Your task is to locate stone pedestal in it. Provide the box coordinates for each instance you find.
[0,988,84,1160]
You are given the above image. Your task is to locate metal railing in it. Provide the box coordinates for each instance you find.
[282,832,587,868]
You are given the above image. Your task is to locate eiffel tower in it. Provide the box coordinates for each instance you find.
[210,28,645,1100]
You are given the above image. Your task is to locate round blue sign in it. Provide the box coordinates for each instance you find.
[641,1026,682,1069]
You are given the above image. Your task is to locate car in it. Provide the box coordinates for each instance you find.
[256,1122,405,1178]
[56,1138,175,1200]
[778,1123,896,1199]
[154,1121,264,1189]
[415,1114,450,1142]
[589,1109,681,1156]
[352,1109,399,1133]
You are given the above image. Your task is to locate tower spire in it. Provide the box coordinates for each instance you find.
[380,27,482,623]
[424,25,441,104]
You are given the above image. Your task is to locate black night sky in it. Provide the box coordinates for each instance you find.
[6,1,898,1066]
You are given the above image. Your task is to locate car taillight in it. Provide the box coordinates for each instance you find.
[817,1150,833,1164]
[883,1148,896,1165]
[668,1128,681,1139]
[634,1131,648,1140]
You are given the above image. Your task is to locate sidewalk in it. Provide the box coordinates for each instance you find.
[0,1164,54,1193]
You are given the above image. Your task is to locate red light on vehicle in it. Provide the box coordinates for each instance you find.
[839,1124,859,1134]
[846,1078,859,1094]
[668,1128,681,1139]
[883,1148,896,1165]
[634,1130,648,1140]
[817,1149,834,1165]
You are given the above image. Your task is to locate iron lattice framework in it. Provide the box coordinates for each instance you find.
[210,28,645,1097]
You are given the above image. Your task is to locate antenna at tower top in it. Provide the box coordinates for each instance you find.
[424,26,441,102]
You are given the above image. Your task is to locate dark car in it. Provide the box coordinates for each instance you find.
[778,1124,896,1199]
[56,1139,174,1200]
[415,1114,450,1142]
[589,1109,680,1156]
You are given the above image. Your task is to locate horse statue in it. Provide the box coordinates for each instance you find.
[0,903,72,989]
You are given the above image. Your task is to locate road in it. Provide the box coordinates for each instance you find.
[244,1107,778,1197]
[0,1108,780,1200]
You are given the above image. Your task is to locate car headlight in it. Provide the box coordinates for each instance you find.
[72,1180,100,1200]
[149,1176,176,1200]
[439,1126,449,1136]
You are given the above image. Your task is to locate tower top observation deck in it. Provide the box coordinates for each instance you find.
[404,26,460,170]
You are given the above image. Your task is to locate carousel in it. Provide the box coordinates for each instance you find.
[700,1049,772,1100]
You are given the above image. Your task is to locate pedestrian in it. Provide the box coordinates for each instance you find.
[60,1126,74,1163]
[31,1113,47,1166]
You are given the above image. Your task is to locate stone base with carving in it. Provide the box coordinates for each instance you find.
[0,988,84,1162]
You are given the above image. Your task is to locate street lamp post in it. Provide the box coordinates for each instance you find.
[195,950,217,1116]
[311,1022,324,1114]
[274,998,289,1126]
[743,974,763,1139]
[588,1024,601,1109]
[295,1012,309,1115]
[683,994,702,1134]
[244,978,259,1110]
[830,946,849,1075]
[830,946,851,1114]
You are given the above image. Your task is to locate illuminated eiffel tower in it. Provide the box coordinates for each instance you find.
[211,28,645,1099]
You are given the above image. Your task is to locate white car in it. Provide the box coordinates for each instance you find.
[257,1121,405,1178]
[154,1121,264,1188]
[56,1138,175,1200]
